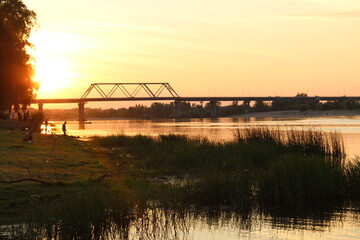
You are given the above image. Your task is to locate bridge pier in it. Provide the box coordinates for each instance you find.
[38,103,43,111]
[78,102,86,122]
[243,100,251,113]
[174,100,182,118]
[79,121,85,130]
[210,101,217,118]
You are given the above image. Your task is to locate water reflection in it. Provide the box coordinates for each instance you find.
[4,202,360,240]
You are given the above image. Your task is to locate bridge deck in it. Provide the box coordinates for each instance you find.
[32,96,360,104]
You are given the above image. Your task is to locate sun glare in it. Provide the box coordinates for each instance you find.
[30,30,79,97]
[35,56,72,92]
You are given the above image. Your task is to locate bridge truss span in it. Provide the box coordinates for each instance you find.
[33,82,360,120]
[80,83,180,99]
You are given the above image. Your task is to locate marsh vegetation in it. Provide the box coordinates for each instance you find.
[3,126,360,239]
[93,127,353,208]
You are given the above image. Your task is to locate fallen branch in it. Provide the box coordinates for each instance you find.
[96,173,118,183]
[0,173,118,185]
[0,178,53,184]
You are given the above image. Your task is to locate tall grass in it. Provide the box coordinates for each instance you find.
[257,155,346,206]
[92,127,356,209]
[235,127,345,160]
[153,173,253,209]
[235,127,347,206]
[346,157,360,198]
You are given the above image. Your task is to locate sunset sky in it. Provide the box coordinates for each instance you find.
[24,0,360,108]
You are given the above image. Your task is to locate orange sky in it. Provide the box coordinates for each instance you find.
[24,0,360,109]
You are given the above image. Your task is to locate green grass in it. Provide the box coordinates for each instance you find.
[0,131,104,182]
[0,126,108,222]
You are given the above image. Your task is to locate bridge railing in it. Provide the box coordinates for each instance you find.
[81,83,180,99]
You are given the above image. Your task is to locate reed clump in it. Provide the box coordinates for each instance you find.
[92,127,358,209]
[345,157,360,198]
[257,155,346,206]
[153,173,252,209]
[235,127,345,160]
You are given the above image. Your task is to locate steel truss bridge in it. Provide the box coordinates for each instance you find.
[81,83,180,99]
[32,82,360,119]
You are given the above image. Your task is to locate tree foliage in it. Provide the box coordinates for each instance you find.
[0,0,37,112]
[254,100,269,112]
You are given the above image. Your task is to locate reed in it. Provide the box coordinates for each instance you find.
[235,127,346,160]
[346,157,360,198]
[257,155,346,206]
[153,173,252,209]
[92,127,357,209]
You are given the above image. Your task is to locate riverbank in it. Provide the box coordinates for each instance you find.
[3,121,360,238]
[0,123,110,223]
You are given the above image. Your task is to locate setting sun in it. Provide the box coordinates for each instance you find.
[29,30,80,97]
[35,56,72,92]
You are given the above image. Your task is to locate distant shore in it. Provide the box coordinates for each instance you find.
[229,110,360,119]
[83,110,360,121]
[29,109,360,121]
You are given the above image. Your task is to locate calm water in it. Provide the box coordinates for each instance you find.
[127,207,360,240]
[41,116,360,240]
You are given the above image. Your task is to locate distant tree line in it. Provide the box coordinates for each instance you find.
[43,102,246,120]
[255,93,360,112]
[38,94,360,120]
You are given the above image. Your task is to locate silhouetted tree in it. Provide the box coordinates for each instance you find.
[254,100,268,112]
[0,0,37,114]
[295,93,308,97]
[150,102,173,117]
[272,93,309,111]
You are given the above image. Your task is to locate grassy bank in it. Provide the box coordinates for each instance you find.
[0,122,108,223]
